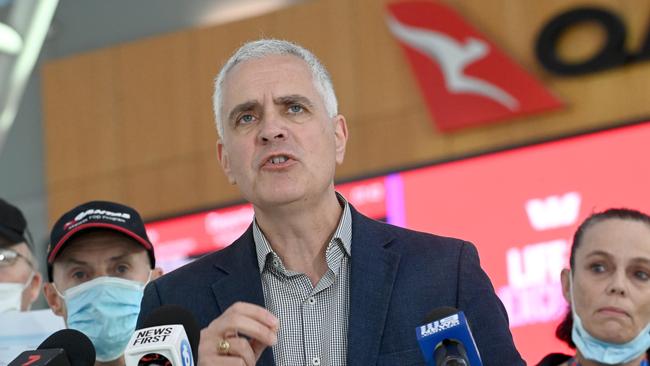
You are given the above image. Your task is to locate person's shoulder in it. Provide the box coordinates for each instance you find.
[155,225,254,283]
[352,214,476,259]
[356,212,470,252]
[155,236,249,286]
[153,250,221,286]
[536,353,571,366]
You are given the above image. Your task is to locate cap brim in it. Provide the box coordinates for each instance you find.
[0,226,26,246]
[47,222,153,263]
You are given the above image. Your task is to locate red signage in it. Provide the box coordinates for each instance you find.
[386,1,563,131]
[400,122,650,362]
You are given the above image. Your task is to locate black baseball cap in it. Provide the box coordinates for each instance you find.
[47,200,155,281]
[0,198,31,247]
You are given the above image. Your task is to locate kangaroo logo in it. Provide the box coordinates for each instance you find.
[387,15,518,110]
[386,1,563,131]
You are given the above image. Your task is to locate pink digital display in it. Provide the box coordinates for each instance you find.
[146,121,650,363]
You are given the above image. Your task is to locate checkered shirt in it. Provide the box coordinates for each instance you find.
[253,194,352,366]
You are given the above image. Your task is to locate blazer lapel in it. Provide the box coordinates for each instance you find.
[347,208,401,365]
[210,225,275,366]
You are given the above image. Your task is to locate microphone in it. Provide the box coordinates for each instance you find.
[124,305,200,366]
[415,307,483,366]
[9,329,95,366]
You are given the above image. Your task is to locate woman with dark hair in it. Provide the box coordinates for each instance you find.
[538,208,650,366]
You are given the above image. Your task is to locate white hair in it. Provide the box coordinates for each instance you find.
[212,39,338,139]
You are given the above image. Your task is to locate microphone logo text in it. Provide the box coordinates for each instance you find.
[419,314,460,337]
[131,326,174,345]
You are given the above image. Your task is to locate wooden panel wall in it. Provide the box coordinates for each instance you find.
[42,0,650,222]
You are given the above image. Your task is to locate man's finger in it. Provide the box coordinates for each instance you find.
[219,337,256,366]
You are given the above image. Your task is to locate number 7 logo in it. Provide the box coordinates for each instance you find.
[21,355,41,366]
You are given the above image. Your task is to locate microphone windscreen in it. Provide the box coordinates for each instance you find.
[416,307,483,366]
[38,329,95,366]
[424,306,459,323]
[140,305,200,363]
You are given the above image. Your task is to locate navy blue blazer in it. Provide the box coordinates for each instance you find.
[138,207,525,365]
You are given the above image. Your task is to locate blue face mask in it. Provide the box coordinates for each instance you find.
[56,275,149,362]
[569,273,650,365]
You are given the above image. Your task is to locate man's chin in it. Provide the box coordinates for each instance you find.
[252,190,307,209]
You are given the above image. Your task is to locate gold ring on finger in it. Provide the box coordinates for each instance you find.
[218,339,231,355]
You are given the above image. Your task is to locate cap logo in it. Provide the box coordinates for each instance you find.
[63,209,132,231]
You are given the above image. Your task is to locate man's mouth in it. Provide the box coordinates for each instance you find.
[268,155,289,165]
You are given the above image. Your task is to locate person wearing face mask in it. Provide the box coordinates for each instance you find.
[0,198,42,313]
[538,208,650,366]
[42,201,163,366]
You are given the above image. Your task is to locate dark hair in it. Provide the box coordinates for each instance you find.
[556,208,650,348]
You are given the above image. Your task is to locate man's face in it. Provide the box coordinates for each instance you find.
[0,242,41,311]
[218,55,348,209]
[44,230,154,318]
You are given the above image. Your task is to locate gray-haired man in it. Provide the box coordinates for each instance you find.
[138,39,524,366]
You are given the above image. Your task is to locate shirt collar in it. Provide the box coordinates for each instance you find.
[253,192,352,273]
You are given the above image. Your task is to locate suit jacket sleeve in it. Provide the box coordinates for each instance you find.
[457,241,526,366]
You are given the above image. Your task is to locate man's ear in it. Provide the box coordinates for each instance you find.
[333,115,348,165]
[561,268,571,304]
[151,267,164,281]
[217,140,236,185]
[43,282,65,317]
[21,271,42,311]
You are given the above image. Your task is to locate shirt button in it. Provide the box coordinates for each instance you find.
[311,356,321,365]
[273,259,280,267]
[307,296,316,305]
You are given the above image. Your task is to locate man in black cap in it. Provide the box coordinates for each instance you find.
[43,200,163,366]
[0,198,42,313]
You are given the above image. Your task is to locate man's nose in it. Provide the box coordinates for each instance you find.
[91,268,111,279]
[258,110,287,143]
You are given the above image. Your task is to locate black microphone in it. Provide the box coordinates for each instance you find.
[415,307,483,366]
[124,305,200,366]
[9,329,95,366]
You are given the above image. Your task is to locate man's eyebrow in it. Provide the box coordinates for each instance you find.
[630,257,650,266]
[108,252,135,262]
[56,251,134,267]
[56,258,89,267]
[274,95,314,108]
[227,100,259,122]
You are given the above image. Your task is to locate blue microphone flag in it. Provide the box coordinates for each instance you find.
[415,310,483,366]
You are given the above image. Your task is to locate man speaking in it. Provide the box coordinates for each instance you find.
[138,39,524,366]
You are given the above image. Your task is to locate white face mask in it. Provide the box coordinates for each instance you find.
[569,272,650,364]
[0,272,33,313]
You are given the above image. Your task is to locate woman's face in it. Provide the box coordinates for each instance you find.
[562,218,650,343]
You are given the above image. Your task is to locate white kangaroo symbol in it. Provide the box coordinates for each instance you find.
[387,15,519,110]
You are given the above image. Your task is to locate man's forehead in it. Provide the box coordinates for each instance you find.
[57,231,144,260]
[225,55,313,91]
[223,55,320,111]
